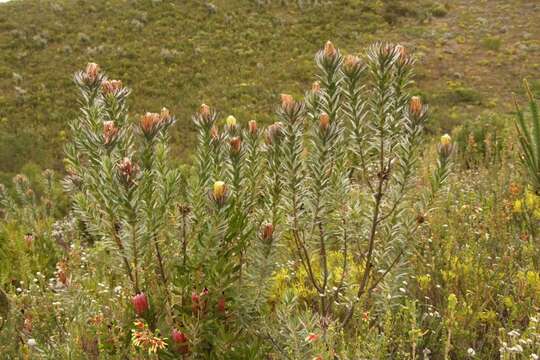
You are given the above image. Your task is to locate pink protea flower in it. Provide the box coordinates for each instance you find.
[171,329,189,354]
[132,293,149,316]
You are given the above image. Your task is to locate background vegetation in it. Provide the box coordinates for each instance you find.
[0,0,539,179]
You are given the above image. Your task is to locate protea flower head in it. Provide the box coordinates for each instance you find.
[395,44,407,63]
[212,181,227,203]
[323,40,337,58]
[84,62,100,83]
[261,223,274,242]
[171,329,189,354]
[248,120,258,135]
[230,137,242,154]
[103,121,119,145]
[139,112,161,136]
[132,293,149,316]
[199,103,211,118]
[409,96,423,117]
[343,54,361,74]
[319,113,330,131]
[265,122,283,145]
[438,134,454,158]
[280,93,294,110]
[226,115,237,127]
[101,79,123,95]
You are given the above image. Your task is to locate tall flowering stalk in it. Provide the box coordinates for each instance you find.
[63,64,180,307]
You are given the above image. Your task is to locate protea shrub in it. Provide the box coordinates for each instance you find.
[0,41,452,358]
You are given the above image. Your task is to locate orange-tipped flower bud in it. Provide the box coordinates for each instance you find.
[85,62,100,82]
[265,122,283,145]
[139,112,161,135]
[323,40,337,58]
[395,44,407,63]
[343,55,361,73]
[103,121,119,145]
[280,93,294,110]
[210,125,219,140]
[409,96,422,117]
[262,223,274,241]
[101,79,123,95]
[230,137,242,154]
[248,120,257,135]
[319,113,330,131]
[118,157,139,180]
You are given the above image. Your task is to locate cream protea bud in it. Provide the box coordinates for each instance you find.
[200,103,210,117]
[343,55,361,73]
[323,40,337,58]
[265,122,283,145]
[311,81,321,93]
[139,112,161,135]
[409,96,422,117]
[280,93,294,111]
[438,134,453,157]
[132,293,149,316]
[226,115,237,127]
[118,157,139,183]
[85,62,100,82]
[212,181,227,203]
[319,113,330,131]
[101,79,123,95]
[395,44,407,63]
[210,126,219,140]
[261,223,274,242]
[103,121,118,145]
[160,107,171,121]
[230,137,242,154]
[248,120,257,135]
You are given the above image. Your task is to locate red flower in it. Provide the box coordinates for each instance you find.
[217,296,226,314]
[171,329,189,354]
[132,293,149,316]
[305,333,319,342]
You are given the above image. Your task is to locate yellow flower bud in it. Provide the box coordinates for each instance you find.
[226,115,237,127]
[213,181,226,202]
[440,134,452,146]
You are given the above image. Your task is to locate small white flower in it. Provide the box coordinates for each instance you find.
[467,348,476,357]
[27,338,37,347]
[531,354,539,360]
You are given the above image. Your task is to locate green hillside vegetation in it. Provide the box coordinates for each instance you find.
[1,0,538,181]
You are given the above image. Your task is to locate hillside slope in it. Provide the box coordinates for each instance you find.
[0,0,538,179]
